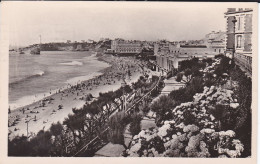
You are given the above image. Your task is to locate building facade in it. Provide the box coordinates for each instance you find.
[111,39,142,54]
[204,31,226,54]
[154,39,219,72]
[224,8,252,77]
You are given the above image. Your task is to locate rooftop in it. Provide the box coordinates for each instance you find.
[225,8,253,15]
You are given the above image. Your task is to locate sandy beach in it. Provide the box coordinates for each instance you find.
[8,53,149,139]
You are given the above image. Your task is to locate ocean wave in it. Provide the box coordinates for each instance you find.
[59,61,83,66]
[66,72,103,85]
[83,52,97,60]
[36,71,45,76]
[9,88,59,110]
[9,71,45,87]
[9,72,103,110]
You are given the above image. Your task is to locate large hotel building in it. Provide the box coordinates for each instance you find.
[224,8,253,77]
[154,31,225,73]
[110,39,142,54]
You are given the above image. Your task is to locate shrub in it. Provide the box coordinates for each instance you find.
[150,95,178,126]
[29,130,52,156]
[207,104,237,131]
[129,113,142,136]
[50,122,63,136]
[8,136,31,156]
[108,112,130,146]
[176,73,183,83]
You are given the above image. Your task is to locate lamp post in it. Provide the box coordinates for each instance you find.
[25,118,33,138]
[229,17,237,89]
[232,17,237,60]
[121,77,127,111]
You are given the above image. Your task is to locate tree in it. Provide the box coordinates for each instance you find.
[129,113,142,136]
[107,112,130,148]
[8,136,31,156]
[150,95,178,125]
[29,130,52,156]
[63,114,86,145]
[50,122,63,136]
[184,68,192,82]
[176,73,183,83]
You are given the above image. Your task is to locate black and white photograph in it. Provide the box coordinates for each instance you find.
[0,2,257,162]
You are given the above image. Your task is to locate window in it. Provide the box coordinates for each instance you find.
[238,17,241,30]
[237,35,242,48]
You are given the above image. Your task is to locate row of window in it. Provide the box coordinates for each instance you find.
[116,49,140,53]
[113,44,141,47]
[116,48,141,51]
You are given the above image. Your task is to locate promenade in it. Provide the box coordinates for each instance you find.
[93,75,182,157]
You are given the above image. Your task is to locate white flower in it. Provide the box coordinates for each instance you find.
[210,115,215,121]
[164,141,172,149]
[230,103,239,109]
[188,135,201,149]
[130,143,142,152]
[218,130,236,137]
[178,134,187,142]
[218,148,227,154]
[164,120,175,125]
[183,124,199,133]
[226,130,236,137]
[172,134,178,140]
[158,124,171,138]
[232,139,244,153]
[226,150,239,158]
[176,122,185,129]
[200,128,215,134]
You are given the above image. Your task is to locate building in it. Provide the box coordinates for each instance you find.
[99,38,110,42]
[110,39,142,54]
[224,8,252,77]
[87,39,95,44]
[154,38,220,72]
[154,41,171,56]
[204,31,226,54]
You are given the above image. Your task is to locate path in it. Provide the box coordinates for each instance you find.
[160,76,185,95]
[94,143,125,157]
[92,76,183,157]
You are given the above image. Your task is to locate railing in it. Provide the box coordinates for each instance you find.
[126,75,162,113]
[234,57,252,76]
[73,127,110,157]
[70,95,127,156]
[65,96,122,155]
[71,74,163,157]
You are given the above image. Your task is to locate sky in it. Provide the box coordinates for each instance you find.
[3,2,231,47]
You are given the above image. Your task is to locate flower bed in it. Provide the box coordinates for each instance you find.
[126,85,244,157]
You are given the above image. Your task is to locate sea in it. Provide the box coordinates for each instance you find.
[9,51,110,110]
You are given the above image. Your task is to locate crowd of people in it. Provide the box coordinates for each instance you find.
[8,54,151,139]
